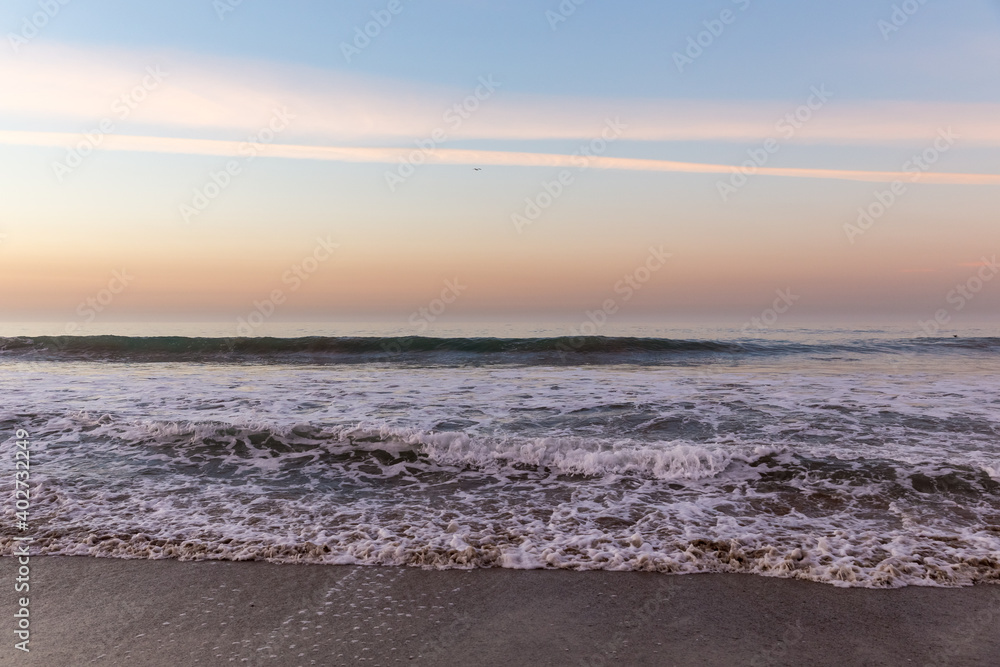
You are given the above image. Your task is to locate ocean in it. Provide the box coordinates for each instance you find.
[2,324,999,588]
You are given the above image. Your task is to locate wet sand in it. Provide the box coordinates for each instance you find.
[1,556,998,666]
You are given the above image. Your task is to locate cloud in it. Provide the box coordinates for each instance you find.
[4,43,1000,146]
[4,130,1000,185]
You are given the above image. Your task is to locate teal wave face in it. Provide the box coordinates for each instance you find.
[0,335,997,365]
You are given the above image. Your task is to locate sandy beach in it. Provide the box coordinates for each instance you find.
[0,557,997,666]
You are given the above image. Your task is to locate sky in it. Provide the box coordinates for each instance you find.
[1,0,999,331]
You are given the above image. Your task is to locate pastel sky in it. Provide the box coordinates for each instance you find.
[2,0,999,328]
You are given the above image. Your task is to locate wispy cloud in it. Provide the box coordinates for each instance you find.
[4,43,1000,146]
[4,130,1000,185]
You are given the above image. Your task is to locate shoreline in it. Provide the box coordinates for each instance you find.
[1,557,999,666]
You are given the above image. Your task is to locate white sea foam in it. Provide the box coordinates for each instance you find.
[0,353,998,588]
